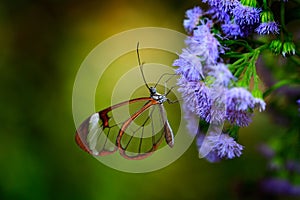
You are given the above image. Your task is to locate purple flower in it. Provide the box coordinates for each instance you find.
[197,133,221,163]
[184,105,200,136]
[285,160,300,174]
[204,87,228,124]
[226,87,255,110]
[177,77,199,113]
[206,7,230,22]
[177,77,214,123]
[225,87,255,126]
[240,24,257,37]
[221,22,244,38]
[260,178,300,196]
[255,22,280,35]
[194,85,224,123]
[233,4,261,26]
[253,97,266,111]
[205,0,239,13]
[184,7,203,33]
[224,88,266,126]
[173,48,203,81]
[194,83,213,121]
[297,99,300,113]
[207,63,235,87]
[206,133,244,159]
[226,109,252,126]
[185,21,224,65]
[177,77,211,115]
[257,143,275,159]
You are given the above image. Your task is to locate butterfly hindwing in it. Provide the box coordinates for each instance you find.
[118,102,168,159]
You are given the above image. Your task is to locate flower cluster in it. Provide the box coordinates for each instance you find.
[175,0,300,197]
[257,143,300,196]
[260,178,300,196]
[199,0,279,38]
[197,132,244,162]
[173,0,282,162]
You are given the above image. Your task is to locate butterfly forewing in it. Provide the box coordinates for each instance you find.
[75,111,119,156]
[87,113,119,155]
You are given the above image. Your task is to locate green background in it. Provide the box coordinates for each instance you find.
[0,0,283,199]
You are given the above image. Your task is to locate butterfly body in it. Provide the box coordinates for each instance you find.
[149,86,167,104]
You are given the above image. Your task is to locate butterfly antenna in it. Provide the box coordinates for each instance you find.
[137,42,150,90]
[154,73,176,88]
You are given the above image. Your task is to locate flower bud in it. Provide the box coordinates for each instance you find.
[269,39,282,55]
[282,41,296,57]
[241,0,258,7]
[260,10,274,23]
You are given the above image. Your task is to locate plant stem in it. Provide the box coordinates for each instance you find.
[263,0,268,9]
[263,79,300,98]
[280,0,289,37]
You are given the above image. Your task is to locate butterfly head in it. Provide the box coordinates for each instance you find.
[149,87,157,95]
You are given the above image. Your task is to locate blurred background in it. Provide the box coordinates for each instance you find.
[0,0,294,199]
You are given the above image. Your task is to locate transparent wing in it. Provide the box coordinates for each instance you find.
[75,97,174,159]
[117,102,174,159]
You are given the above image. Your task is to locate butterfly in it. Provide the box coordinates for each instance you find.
[75,43,176,160]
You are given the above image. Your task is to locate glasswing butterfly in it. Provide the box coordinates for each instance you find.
[75,43,176,160]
